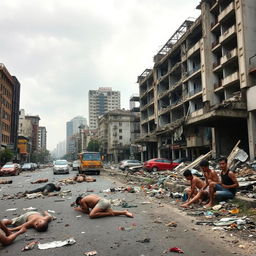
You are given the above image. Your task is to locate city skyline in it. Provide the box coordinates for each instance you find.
[0,0,199,150]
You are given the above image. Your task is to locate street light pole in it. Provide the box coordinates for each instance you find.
[78,124,85,152]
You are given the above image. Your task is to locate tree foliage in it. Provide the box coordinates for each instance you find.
[31,149,50,163]
[87,140,100,152]
[0,149,14,164]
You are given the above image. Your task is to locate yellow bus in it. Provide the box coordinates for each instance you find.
[78,151,102,175]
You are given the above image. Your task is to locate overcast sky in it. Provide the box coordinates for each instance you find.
[0,0,200,150]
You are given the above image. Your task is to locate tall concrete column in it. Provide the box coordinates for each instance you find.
[157,140,161,158]
[211,128,217,159]
[247,111,256,160]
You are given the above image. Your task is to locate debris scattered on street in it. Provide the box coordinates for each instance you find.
[23,207,37,211]
[84,251,97,256]
[38,237,76,250]
[136,238,150,243]
[6,208,18,211]
[169,247,184,253]
[21,241,38,251]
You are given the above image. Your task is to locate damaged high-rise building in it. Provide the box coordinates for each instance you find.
[137,0,256,161]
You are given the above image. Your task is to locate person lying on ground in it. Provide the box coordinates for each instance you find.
[0,179,12,184]
[74,174,96,183]
[2,211,52,232]
[182,169,206,203]
[26,183,61,195]
[74,194,133,218]
[0,220,26,245]
[31,178,48,184]
[181,160,220,208]
[204,157,239,208]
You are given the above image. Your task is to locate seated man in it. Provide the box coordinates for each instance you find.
[0,221,26,245]
[26,183,61,194]
[181,169,206,206]
[3,211,52,232]
[181,160,220,208]
[74,194,133,218]
[205,157,239,208]
[74,174,96,183]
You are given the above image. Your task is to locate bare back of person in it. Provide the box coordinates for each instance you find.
[82,194,100,209]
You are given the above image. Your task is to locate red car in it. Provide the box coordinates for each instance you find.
[143,158,179,172]
[0,163,21,176]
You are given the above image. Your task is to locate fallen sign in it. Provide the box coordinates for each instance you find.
[38,237,76,250]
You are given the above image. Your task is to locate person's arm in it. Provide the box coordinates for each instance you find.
[74,201,90,214]
[202,174,209,190]
[8,220,33,231]
[221,172,239,189]
[44,211,53,222]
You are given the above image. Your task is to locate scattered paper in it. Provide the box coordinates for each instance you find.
[6,208,18,211]
[23,207,37,211]
[38,237,76,250]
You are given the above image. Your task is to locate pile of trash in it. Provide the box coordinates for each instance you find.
[1,190,72,200]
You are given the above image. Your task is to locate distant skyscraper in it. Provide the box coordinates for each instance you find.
[89,87,121,129]
[38,126,47,150]
[66,116,87,154]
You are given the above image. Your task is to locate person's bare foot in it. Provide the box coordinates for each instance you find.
[125,211,134,218]
[204,203,213,209]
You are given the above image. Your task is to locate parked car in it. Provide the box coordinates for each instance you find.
[172,158,190,164]
[53,159,70,174]
[72,160,81,171]
[0,163,21,176]
[119,159,142,170]
[143,158,178,172]
[21,163,35,171]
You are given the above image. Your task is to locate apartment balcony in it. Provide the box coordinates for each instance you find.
[213,59,222,72]
[220,48,237,66]
[211,18,220,32]
[188,87,202,99]
[187,41,201,58]
[212,39,221,52]
[218,1,235,23]
[169,61,181,74]
[222,71,239,87]
[183,65,201,82]
[219,25,236,44]
[210,0,219,12]
[214,80,222,90]
[190,108,204,118]
[169,78,182,92]
[249,54,256,74]
[158,90,169,99]
[141,117,149,125]
[158,105,171,115]
[148,114,155,122]
[186,136,204,147]
[140,98,154,111]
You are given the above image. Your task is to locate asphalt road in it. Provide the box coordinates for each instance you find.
[0,167,252,256]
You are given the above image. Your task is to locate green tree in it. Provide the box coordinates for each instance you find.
[87,140,100,152]
[0,149,14,164]
[31,149,50,163]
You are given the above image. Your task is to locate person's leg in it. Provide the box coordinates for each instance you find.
[27,187,43,194]
[89,207,133,218]
[181,190,207,208]
[215,189,234,202]
[204,183,221,208]
[0,221,26,245]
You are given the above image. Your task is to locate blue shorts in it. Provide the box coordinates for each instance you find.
[215,184,235,201]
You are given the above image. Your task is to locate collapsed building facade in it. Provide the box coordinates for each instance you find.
[137,0,256,161]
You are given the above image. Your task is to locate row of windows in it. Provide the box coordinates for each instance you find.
[2,110,11,121]
[1,134,9,144]
[1,122,10,132]
[0,83,12,97]
[0,96,12,109]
